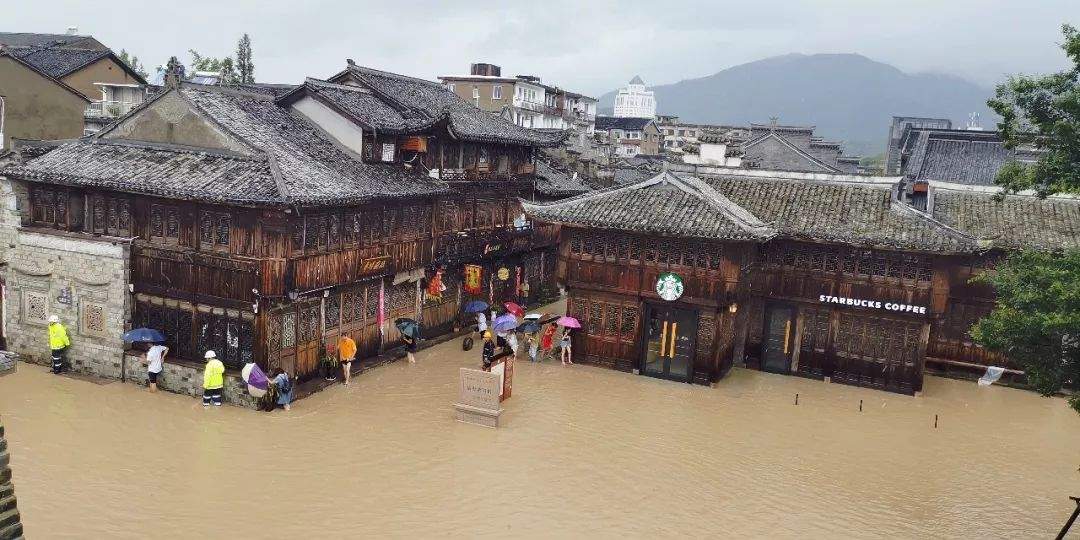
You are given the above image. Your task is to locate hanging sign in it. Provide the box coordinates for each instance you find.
[497,267,510,281]
[463,265,483,295]
[655,272,684,301]
[426,269,445,301]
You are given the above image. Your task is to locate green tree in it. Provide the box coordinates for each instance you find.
[987,24,1080,196]
[188,50,238,84]
[235,33,255,84]
[117,49,149,79]
[971,250,1080,412]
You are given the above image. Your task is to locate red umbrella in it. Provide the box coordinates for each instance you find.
[556,316,581,328]
[504,302,525,318]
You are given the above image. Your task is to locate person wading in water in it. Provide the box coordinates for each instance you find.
[202,350,225,407]
[338,334,357,385]
[47,315,70,374]
[481,331,496,371]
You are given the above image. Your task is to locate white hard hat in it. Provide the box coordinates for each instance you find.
[48,315,59,324]
[204,350,217,359]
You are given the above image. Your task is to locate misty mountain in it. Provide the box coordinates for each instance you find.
[598,53,998,156]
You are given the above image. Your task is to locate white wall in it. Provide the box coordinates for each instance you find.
[291,96,365,155]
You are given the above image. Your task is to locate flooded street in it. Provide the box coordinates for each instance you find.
[2,333,1079,538]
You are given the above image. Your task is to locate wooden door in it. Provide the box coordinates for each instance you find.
[641,304,698,382]
[761,304,795,373]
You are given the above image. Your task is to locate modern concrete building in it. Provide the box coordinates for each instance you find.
[613,75,655,119]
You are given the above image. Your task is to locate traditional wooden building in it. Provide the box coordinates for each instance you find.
[0,62,576,382]
[524,169,1080,394]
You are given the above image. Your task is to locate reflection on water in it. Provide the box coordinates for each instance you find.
[2,335,1079,539]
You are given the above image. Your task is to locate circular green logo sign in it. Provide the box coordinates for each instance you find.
[656,272,685,301]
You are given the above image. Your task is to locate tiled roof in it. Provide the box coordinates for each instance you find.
[706,173,973,252]
[0,32,99,48]
[534,159,591,197]
[287,78,429,134]
[330,65,566,147]
[595,116,653,131]
[178,85,448,205]
[929,183,1080,251]
[5,139,278,204]
[4,84,449,207]
[901,129,1041,186]
[525,172,773,241]
[8,46,110,78]
[526,169,979,253]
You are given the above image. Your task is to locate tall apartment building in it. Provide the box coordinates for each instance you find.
[613,75,655,118]
[440,63,597,148]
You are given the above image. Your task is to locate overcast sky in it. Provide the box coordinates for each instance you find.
[7,0,1078,96]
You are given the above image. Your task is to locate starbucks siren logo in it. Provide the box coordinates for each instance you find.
[656,272,684,301]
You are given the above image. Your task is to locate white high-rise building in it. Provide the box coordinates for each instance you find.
[613,75,656,119]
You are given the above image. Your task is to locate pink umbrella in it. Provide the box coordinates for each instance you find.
[556,316,581,328]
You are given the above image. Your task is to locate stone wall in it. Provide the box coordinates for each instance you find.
[123,353,258,409]
[0,418,25,539]
[0,176,132,379]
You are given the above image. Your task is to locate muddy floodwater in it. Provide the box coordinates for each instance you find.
[2,334,1079,538]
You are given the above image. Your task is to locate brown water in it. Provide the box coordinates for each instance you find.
[2,329,1079,538]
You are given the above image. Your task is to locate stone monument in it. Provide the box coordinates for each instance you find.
[0,417,25,539]
[453,367,503,428]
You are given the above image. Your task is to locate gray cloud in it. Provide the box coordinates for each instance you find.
[7,0,1077,96]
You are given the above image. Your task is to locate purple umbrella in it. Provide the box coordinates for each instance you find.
[492,314,520,333]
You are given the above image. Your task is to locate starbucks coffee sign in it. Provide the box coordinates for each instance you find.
[656,272,685,301]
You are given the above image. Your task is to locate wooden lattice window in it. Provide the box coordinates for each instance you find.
[697,313,715,361]
[800,307,831,350]
[439,201,459,233]
[281,311,296,348]
[149,204,180,244]
[30,186,73,229]
[620,306,639,342]
[89,195,131,236]
[344,212,363,245]
[604,305,619,336]
[388,282,415,315]
[325,293,340,330]
[570,230,583,254]
[364,285,379,320]
[199,210,231,252]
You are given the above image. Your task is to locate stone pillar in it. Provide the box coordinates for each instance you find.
[0,418,25,539]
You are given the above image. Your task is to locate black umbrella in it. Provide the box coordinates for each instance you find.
[395,318,421,339]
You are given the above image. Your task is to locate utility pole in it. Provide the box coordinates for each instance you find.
[1056,496,1080,540]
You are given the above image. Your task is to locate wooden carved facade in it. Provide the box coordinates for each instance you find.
[556,228,1012,394]
[22,179,561,378]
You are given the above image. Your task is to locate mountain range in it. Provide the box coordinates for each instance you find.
[597,53,999,157]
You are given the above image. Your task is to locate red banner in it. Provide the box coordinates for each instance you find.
[463,265,483,295]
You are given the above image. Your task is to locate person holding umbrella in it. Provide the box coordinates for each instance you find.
[395,318,420,364]
[560,328,574,366]
[145,342,168,392]
[338,334,357,385]
[124,327,168,392]
[540,322,558,362]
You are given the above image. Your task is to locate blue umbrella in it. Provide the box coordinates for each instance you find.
[123,327,166,343]
[464,300,489,313]
[520,321,541,334]
[492,314,520,333]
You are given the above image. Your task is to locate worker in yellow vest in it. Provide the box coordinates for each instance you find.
[202,350,225,407]
[47,315,70,374]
